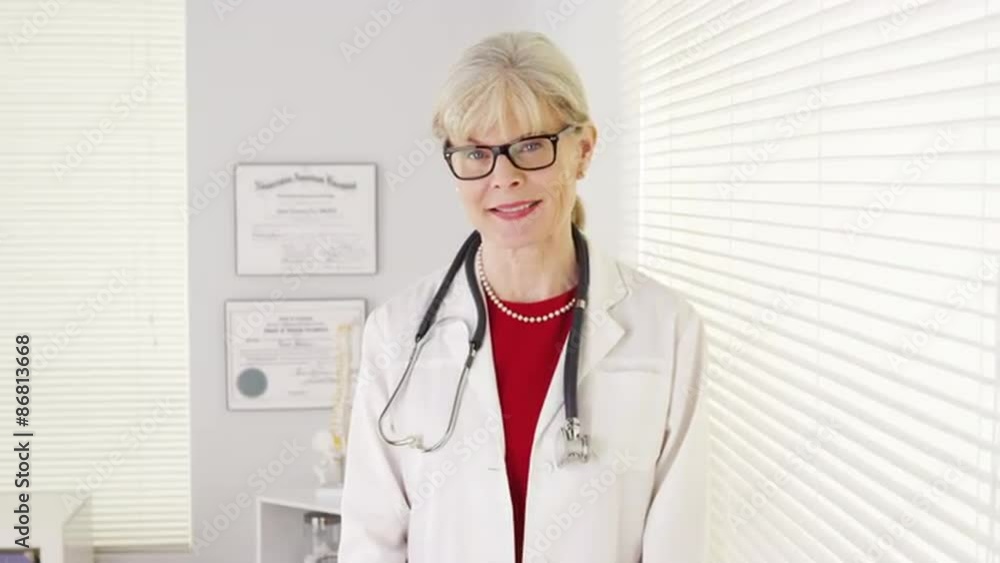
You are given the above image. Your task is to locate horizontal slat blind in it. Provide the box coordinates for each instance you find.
[0,0,190,550]
[622,0,999,562]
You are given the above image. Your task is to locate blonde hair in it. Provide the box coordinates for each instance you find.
[432,31,590,229]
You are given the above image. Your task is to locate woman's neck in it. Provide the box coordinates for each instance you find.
[479,229,578,302]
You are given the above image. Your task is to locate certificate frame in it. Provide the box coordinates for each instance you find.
[224,298,366,411]
[234,162,378,276]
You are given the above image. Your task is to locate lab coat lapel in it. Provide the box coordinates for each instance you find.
[531,242,627,451]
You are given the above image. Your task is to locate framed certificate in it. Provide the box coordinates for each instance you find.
[225,299,365,411]
[234,162,377,275]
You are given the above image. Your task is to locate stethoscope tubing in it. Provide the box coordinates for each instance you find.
[376,226,589,459]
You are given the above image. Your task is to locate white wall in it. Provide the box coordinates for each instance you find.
[100,1,622,561]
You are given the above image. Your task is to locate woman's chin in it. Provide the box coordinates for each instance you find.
[483,226,554,249]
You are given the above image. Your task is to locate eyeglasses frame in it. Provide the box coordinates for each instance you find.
[442,123,580,180]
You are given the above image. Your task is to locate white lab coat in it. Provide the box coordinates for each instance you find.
[338,240,709,563]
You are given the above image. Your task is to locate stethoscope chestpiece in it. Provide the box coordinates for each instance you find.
[555,417,590,467]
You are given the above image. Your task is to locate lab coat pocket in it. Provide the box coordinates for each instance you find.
[580,370,670,471]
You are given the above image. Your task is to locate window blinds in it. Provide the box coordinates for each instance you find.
[622,1,999,562]
[1,0,189,551]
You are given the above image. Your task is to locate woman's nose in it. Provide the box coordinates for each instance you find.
[490,154,524,189]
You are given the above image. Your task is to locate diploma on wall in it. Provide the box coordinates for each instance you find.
[225,299,364,411]
[234,162,377,275]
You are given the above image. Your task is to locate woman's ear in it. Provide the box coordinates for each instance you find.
[576,123,598,177]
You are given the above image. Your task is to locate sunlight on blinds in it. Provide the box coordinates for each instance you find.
[622,0,999,561]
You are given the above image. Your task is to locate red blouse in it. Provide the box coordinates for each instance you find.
[486,285,577,563]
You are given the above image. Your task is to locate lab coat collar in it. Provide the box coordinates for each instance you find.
[446,231,628,448]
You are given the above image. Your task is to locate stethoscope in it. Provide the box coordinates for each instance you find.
[376,224,591,466]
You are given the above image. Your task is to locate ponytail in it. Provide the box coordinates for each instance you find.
[570,196,586,229]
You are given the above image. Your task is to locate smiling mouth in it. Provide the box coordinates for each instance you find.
[488,199,543,221]
[490,200,541,212]
[489,199,542,221]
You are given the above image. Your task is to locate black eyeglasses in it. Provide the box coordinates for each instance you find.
[443,124,579,180]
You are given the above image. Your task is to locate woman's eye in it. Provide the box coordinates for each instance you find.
[465,149,488,160]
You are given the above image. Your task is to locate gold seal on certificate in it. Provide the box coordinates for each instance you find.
[225,299,365,411]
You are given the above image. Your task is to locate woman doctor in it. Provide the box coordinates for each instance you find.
[339,31,708,563]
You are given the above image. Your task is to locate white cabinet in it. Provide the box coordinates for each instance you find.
[257,488,342,563]
[0,492,93,563]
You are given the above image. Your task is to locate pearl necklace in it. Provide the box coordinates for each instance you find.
[475,247,577,324]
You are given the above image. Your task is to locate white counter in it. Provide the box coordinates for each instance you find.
[257,487,342,563]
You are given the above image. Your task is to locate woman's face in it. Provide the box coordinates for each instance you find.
[449,111,595,249]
